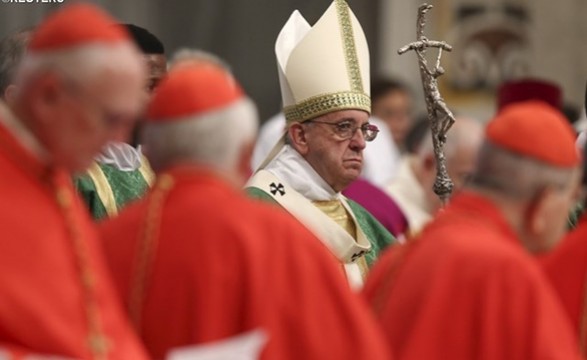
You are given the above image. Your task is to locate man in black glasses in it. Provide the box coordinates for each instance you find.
[247,0,395,289]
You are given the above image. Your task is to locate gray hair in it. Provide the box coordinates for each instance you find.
[15,42,143,95]
[0,29,32,98]
[470,141,576,200]
[143,98,258,172]
[170,48,231,72]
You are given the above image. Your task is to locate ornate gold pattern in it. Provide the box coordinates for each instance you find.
[54,179,110,360]
[335,0,364,93]
[129,174,175,332]
[312,199,369,279]
[313,200,357,230]
[284,91,370,123]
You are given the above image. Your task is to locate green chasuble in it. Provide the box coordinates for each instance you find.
[75,161,154,220]
[247,187,394,267]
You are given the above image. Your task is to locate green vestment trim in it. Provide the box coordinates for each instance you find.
[75,162,151,220]
[246,186,395,266]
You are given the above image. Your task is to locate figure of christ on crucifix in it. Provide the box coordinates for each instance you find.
[398,3,456,205]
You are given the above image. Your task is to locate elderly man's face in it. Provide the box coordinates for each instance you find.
[294,109,369,192]
[31,62,145,172]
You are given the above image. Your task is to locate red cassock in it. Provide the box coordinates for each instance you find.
[100,165,391,360]
[0,342,81,359]
[363,191,581,360]
[0,121,148,360]
[542,213,587,352]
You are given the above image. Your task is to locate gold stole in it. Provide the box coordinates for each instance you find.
[139,154,155,186]
[86,156,155,218]
[86,162,118,218]
[312,200,369,281]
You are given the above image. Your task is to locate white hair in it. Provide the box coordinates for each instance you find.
[15,42,143,90]
[170,48,231,72]
[471,142,576,200]
[143,98,258,172]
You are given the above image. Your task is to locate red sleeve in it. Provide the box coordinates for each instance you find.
[541,220,587,342]
[98,201,145,307]
[249,205,393,360]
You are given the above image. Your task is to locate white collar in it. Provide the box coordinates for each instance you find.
[0,102,49,163]
[265,145,339,201]
[95,142,143,171]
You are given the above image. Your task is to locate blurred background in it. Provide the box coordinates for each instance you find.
[1,0,585,125]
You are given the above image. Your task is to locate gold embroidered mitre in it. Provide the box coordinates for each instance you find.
[254,0,371,172]
[276,0,371,124]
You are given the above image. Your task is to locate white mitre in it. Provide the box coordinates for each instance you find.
[257,0,371,170]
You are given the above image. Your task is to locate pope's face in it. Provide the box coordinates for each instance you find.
[300,109,369,192]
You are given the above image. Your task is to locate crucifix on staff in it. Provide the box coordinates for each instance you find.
[398,3,456,205]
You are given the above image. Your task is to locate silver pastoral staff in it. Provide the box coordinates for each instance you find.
[398,3,455,205]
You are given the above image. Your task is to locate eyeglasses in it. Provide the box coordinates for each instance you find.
[304,119,379,142]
